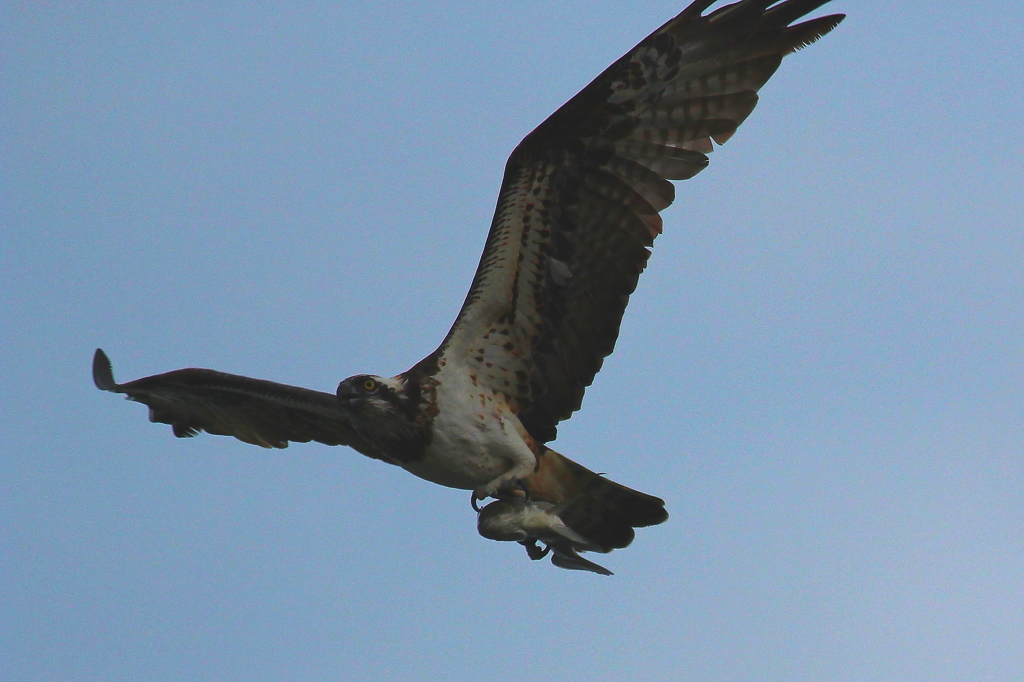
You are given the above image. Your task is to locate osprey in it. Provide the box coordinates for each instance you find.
[93,0,843,574]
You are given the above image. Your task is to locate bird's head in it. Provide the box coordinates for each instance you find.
[336,373,425,460]
[336,374,399,411]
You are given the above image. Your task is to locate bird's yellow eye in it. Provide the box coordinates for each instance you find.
[363,378,377,392]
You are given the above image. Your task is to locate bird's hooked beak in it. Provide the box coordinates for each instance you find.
[336,381,364,409]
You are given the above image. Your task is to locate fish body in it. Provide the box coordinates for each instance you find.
[477,498,613,575]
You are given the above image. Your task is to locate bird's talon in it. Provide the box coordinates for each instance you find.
[517,479,531,502]
[520,539,550,561]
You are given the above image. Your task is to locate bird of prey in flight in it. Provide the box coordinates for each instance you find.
[94,0,844,575]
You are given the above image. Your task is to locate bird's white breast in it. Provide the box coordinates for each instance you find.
[399,362,531,490]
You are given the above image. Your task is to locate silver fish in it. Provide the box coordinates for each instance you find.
[476,498,613,576]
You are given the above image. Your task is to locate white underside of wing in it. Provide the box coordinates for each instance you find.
[439,160,553,392]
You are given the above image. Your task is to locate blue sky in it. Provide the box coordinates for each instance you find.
[3,2,1023,680]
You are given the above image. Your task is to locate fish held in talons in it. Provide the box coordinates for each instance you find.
[476,498,614,576]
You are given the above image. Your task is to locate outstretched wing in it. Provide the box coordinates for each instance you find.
[436,0,843,441]
[92,349,381,457]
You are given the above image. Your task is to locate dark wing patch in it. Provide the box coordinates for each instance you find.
[92,349,382,458]
[438,0,843,443]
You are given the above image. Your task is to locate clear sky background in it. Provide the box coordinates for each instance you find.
[3,2,1022,680]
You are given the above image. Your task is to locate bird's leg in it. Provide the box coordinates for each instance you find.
[473,440,537,503]
[470,478,530,511]
[520,539,550,561]
[517,478,531,502]
[470,475,531,511]
[474,469,529,502]
[471,430,538,510]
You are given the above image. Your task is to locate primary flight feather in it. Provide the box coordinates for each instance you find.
[95,0,844,574]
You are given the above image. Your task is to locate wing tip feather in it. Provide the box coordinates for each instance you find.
[782,14,846,54]
[92,348,119,392]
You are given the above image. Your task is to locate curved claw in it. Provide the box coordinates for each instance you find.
[517,479,531,502]
[472,477,531,512]
[520,539,550,561]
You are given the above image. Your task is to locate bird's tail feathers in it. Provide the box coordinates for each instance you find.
[525,447,668,552]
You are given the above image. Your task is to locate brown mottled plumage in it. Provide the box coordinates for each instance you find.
[94,0,843,574]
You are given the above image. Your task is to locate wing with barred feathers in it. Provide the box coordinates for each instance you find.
[92,349,382,458]
[436,0,843,442]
